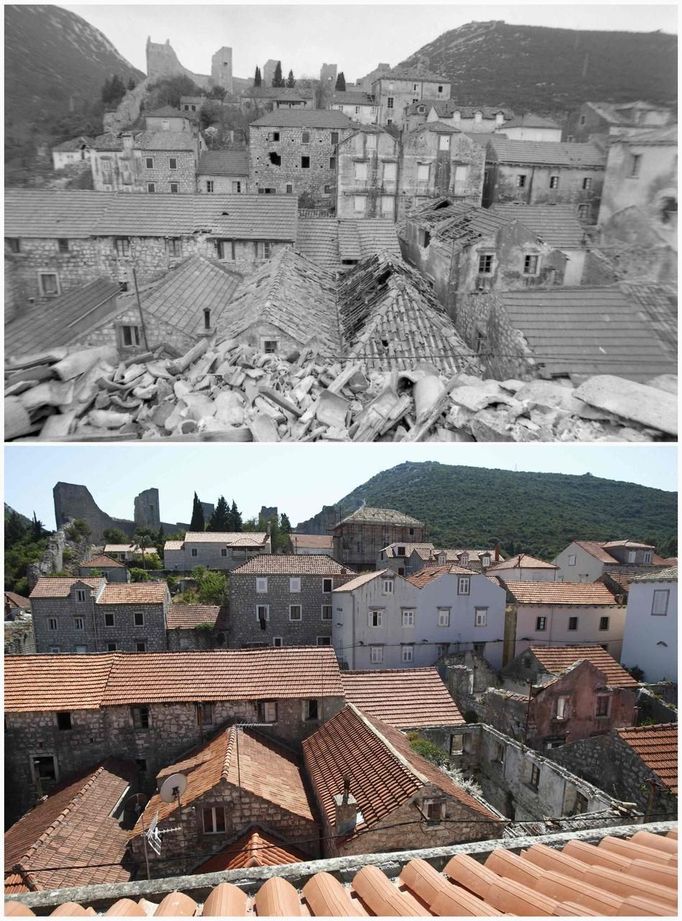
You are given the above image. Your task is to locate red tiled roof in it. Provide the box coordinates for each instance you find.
[335,506,424,527]
[232,554,353,575]
[303,704,500,838]
[616,724,678,793]
[80,554,125,569]
[98,582,168,605]
[341,669,465,728]
[4,592,31,610]
[407,564,478,588]
[332,570,388,592]
[488,553,558,571]
[183,531,269,545]
[505,581,617,605]
[166,604,220,630]
[5,648,343,711]
[194,827,306,872]
[29,578,101,599]
[530,646,638,687]
[4,828,677,916]
[4,759,135,892]
[133,728,315,832]
[290,534,334,551]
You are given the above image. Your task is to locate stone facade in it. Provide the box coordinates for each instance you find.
[336,128,400,220]
[134,488,161,531]
[4,615,36,656]
[371,74,451,129]
[91,135,200,194]
[164,534,271,572]
[400,126,485,216]
[437,651,502,721]
[332,515,426,570]
[211,46,233,94]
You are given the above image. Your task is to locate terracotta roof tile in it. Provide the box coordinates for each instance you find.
[488,554,558,571]
[232,554,353,575]
[573,540,620,563]
[193,827,306,872]
[5,654,116,711]
[79,555,125,569]
[336,506,424,527]
[491,203,586,249]
[616,724,678,793]
[103,545,156,555]
[407,564,478,588]
[251,109,353,128]
[4,759,135,892]
[633,566,678,582]
[197,150,249,177]
[488,138,605,167]
[165,604,220,630]
[341,669,465,728]
[29,578,102,600]
[4,592,31,610]
[183,531,269,545]
[505,581,617,605]
[332,570,388,592]
[530,645,638,687]
[99,583,168,605]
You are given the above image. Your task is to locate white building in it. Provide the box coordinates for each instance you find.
[620,567,677,683]
[553,539,671,582]
[486,553,559,582]
[163,532,271,571]
[51,136,94,170]
[503,581,625,663]
[495,114,562,143]
[328,91,378,125]
[332,564,506,670]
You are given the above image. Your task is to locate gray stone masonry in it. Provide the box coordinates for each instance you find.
[437,651,502,720]
[134,488,161,530]
[229,572,354,648]
[485,162,603,221]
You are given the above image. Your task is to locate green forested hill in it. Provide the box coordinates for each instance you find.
[300,462,677,560]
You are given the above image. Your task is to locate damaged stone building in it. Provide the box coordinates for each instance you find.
[336,126,400,220]
[370,66,451,129]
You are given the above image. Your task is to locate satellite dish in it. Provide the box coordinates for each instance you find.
[159,772,188,805]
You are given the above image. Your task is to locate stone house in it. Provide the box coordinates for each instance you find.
[331,506,426,570]
[290,534,334,555]
[180,95,207,113]
[400,123,486,215]
[486,554,559,583]
[163,531,271,572]
[370,67,451,129]
[51,135,94,171]
[427,103,513,134]
[197,150,249,193]
[79,554,130,583]
[303,704,504,857]
[482,139,605,222]
[90,129,201,194]
[248,109,354,207]
[4,647,345,820]
[553,539,671,583]
[30,577,170,654]
[497,114,563,143]
[4,191,299,316]
[486,646,638,749]
[328,90,378,125]
[335,126,400,220]
[5,591,31,621]
[128,727,319,877]
[143,106,197,134]
[165,604,222,651]
[229,555,355,649]
[333,564,506,670]
[103,544,159,563]
[620,567,677,683]
[565,100,675,144]
[239,86,314,115]
[548,723,677,819]
[502,580,624,663]
[376,542,436,575]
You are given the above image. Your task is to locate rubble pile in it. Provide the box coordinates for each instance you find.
[5,339,677,443]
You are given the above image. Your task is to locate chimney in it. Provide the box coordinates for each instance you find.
[121,132,134,151]
[333,778,359,835]
[495,542,500,562]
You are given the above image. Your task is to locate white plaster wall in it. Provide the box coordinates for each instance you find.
[621,580,677,681]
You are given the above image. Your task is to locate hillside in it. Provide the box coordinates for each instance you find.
[400,20,677,114]
[297,462,677,560]
[5,5,144,147]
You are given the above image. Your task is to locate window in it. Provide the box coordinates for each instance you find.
[202,806,226,834]
[568,616,578,631]
[302,131,310,143]
[256,577,268,593]
[39,272,60,297]
[329,156,336,170]
[324,184,332,193]
[146,157,154,169]
[323,578,333,593]
[119,325,141,348]
[285,183,293,194]
[578,203,590,219]
[652,590,670,615]
[170,183,178,193]
[169,157,177,170]
[147,182,156,193]
[330,132,339,145]
[535,616,547,631]
[516,174,527,188]
[354,195,366,213]
[289,605,302,621]
[301,156,310,168]
[167,238,182,257]
[437,608,450,627]
[272,637,283,647]
[289,577,301,593]
[627,550,636,563]
[136,641,147,653]
[196,702,214,726]
[457,576,471,595]
[549,175,560,189]
[556,696,569,720]
[370,645,383,664]
[74,617,84,631]
[529,764,541,790]
[57,712,72,731]
[523,254,539,275]
[115,238,130,257]
[131,611,145,628]
[383,161,397,181]
[258,700,278,722]
[478,254,493,275]
[354,161,368,181]
[629,154,642,177]
[382,579,393,595]
[579,114,586,125]
[131,705,150,729]
[417,163,429,184]
[303,699,319,721]
[321,605,332,621]
[256,241,272,259]
[216,239,236,261]
[31,755,58,788]
[256,605,269,626]
[49,645,61,653]
[206,180,214,192]
[437,85,444,94]
[107,642,118,652]
[387,97,394,109]
[474,608,487,628]
[232,181,241,193]
[6,238,21,253]
[401,609,415,627]
[401,645,414,663]
[596,694,610,717]
[568,554,577,566]
[436,643,448,658]
[262,339,278,353]
[493,742,505,763]
[58,238,69,253]
[104,612,115,627]
[269,131,280,142]
[366,134,377,150]
[643,550,652,564]
[368,610,383,627]
[317,636,332,646]
[599,616,610,631]
[424,799,446,823]
[220,548,227,557]
[438,134,450,151]
[191,548,198,557]
[582,177,592,190]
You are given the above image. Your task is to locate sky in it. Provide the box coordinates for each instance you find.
[4,443,677,530]
[60,2,679,82]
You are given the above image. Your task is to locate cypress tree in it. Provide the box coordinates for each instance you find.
[273,61,284,88]
[254,65,262,87]
[208,496,231,531]
[335,71,346,91]
[190,492,205,531]
[286,69,296,88]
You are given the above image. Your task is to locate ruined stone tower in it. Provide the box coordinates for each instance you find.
[53,483,134,542]
[134,488,161,531]
[211,46,233,94]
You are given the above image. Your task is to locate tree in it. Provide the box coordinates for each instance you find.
[230,501,242,532]
[208,85,227,100]
[279,513,293,553]
[5,511,27,547]
[272,61,284,88]
[254,66,262,88]
[286,69,296,88]
[103,527,127,544]
[65,519,91,542]
[208,496,231,532]
[335,72,346,91]
[31,513,45,541]
[190,492,205,531]
[101,74,127,106]
[127,76,137,91]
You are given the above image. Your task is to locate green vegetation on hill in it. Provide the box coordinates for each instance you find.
[5,507,50,596]
[401,20,676,115]
[309,462,677,560]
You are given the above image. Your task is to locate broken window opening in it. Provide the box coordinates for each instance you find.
[268,152,281,166]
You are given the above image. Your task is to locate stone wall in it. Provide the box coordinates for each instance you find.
[333,521,426,570]
[488,163,604,221]
[336,129,399,220]
[146,37,210,89]
[4,616,36,656]
[437,651,502,720]
[134,488,161,530]
[400,131,485,217]
[374,79,451,129]
[27,528,66,590]
[91,146,198,194]
[54,483,135,541]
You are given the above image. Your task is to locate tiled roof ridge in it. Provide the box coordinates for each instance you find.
[222,727,236,782]
[350,704,429,786]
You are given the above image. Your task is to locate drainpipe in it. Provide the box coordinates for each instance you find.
[394,133,402,222]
